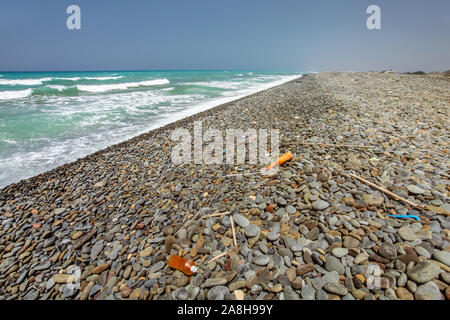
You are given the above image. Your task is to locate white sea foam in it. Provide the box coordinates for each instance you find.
[46,84,67,91]
[46,85,67,91]
[186,81,245,89]
[54,76,125,81]
[0,78,52,86]
[77,79,170,93]
[56,77,81,81]
[77,83,132,93]
[188,75,284,90]
[135,79,170,86]
[1,139,18,145]
[0,89,32,100]
[83,76,124,80]
[131,74,302,136]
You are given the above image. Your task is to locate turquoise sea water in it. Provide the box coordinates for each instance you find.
[0,70,301,187]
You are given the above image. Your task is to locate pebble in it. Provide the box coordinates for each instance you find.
[204,278,227,288]
[149,261,165,274]
[316,289,329,300]
[23,290,39,300]
[283,286,299,300]
[379,242,397,260]
[234,290,244,300]
[301,285,316,300]
[415,281,443,300]
[343,236,360,248]
[286,205,296,214]
[253,255,270,266]
[306,227,320,240]
[207,286,230,300]
[267,231,279,242]
[312,200,329,211]
[174,287,188,300]
[244,224,260,238]
[353,252,369,264]
[414,246,431,259]
[407,261,441,283]
[139,247,152,258]
[407,185,425,195]
[432,249,450,267]
[396,287,414,300]
[325,256,345,274]
[398,273,407,287]
[251,285,262,295]
[109,245,122,260]
[398,226,417,241]
[331,248,348,258]
[233,214,250,228]
[34,261,51,271]
[322,271,339,284]
[53,274,72,284]
[407,280,418,293]
[322,282,348,296]
[228,280,246,291]
[351,289,367,300]
[90,241,104,260]
[63,286,78,298]
[311,277,324,290]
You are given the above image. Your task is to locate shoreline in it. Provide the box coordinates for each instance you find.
[0,73,302,189]
[0,71,449,301]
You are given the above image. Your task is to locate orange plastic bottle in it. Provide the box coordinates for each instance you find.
[168,255,198,276]
[265,152,293,171]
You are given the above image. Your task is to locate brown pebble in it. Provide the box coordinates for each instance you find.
[136,223,145,230]
[296,264,314,276]
[165,235,178,253]
[92,263,110,274]
[121,286,132,298]
[395,287,414,300]
[291,278,302,290]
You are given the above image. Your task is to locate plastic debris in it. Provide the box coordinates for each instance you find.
[168,255,198,275]
[265,151,293,171]
[388,214,421,221]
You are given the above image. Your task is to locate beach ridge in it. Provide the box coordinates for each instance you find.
[0,71,449,301]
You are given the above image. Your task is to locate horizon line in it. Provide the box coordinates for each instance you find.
[0,69,305,73]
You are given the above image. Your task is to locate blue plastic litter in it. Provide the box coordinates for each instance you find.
[388,214,421,221]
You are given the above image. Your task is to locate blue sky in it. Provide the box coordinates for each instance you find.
[1,0,449,72]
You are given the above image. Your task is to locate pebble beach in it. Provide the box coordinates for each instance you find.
[0,71,449,300]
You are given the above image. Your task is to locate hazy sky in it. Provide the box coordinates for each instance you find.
[1,0,449,72]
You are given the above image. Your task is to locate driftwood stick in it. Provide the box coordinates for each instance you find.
[201,212,231,219]
[350,173,423,210]
[174,211,202,236]
[207,251,229,264]
[299,142,375,149]
[229,216,238,249]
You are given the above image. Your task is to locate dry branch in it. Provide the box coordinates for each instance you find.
[350,173,423,210]
[229,216,238,249]
[201,212,231,219]
[299,142,375,149]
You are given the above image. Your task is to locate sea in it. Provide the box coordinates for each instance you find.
[0,70,301,188]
